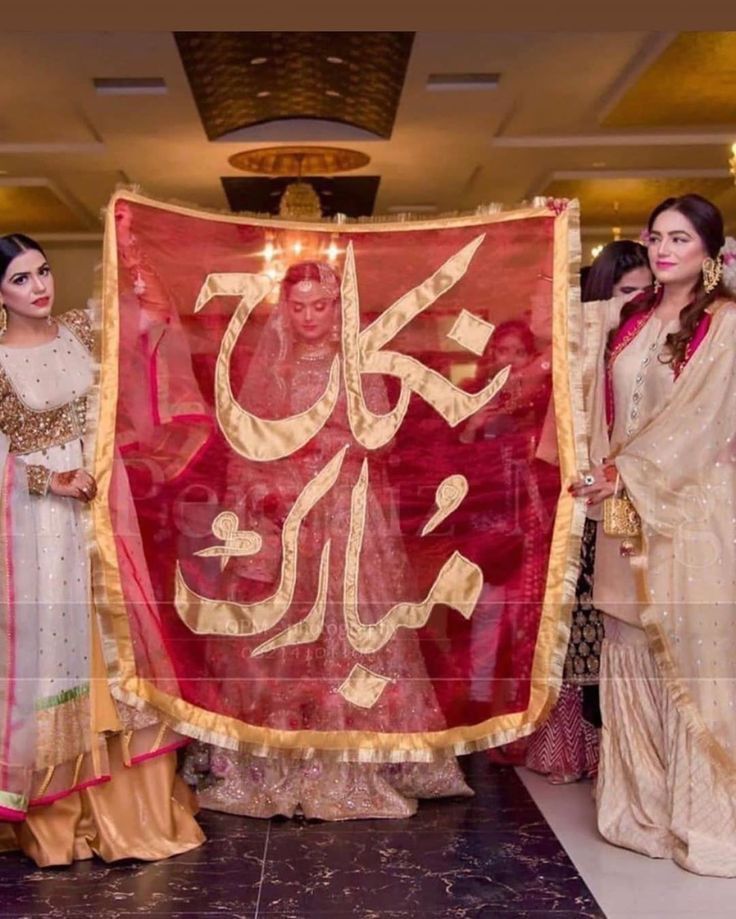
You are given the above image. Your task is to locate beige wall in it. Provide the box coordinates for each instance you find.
[44,241,103,315]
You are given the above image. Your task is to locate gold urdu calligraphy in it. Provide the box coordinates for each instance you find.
[421,475,469,536]
[200,243,510,463]
[174,446,347,635]
[250,542,331,657]
[341,238,511,451]
[194,272,341,462]
[343,460,483,655]
[194,511,262,571]
[175,240,508,704]
[175,451,482,657]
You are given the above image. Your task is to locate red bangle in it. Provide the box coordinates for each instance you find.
[603,464,617,483]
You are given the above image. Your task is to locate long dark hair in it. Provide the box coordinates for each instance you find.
[608,194,730,369]
[0,234,47,283]
[583,240,650,302]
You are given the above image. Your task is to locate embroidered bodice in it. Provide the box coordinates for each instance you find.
[0,310,94,493]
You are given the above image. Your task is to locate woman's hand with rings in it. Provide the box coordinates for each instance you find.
[568,463,617,506]
[49,469,98,503]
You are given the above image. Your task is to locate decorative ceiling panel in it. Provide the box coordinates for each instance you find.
[222,176,380,218]
[0,183,89,234]
[543,176,736,229]
[603,32,736,128]
[175,32,414,141]
[228,145,370,175]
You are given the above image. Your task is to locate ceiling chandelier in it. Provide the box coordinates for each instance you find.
[228,145,370,221]
[278,178,322,220]
[227,145,368,295]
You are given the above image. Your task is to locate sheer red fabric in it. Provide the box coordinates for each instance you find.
[96,192,572,760]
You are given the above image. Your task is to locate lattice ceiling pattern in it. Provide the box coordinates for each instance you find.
[175,32,415,140]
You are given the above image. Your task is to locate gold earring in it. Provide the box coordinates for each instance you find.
[0,306,6,337]
[653,279,661,292]
[702,255,723,293]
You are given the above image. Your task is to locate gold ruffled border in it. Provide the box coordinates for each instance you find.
[93,189,584,762]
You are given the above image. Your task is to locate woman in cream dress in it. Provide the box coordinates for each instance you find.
[571,194,736,876]
[0,233,204,866]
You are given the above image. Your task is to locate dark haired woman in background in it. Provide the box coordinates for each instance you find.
[583,239,653,302]
[0,234,203,866]
[571,195,736,875]
[526,239,652,783]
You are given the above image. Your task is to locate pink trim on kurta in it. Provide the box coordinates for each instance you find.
[0,804,25,822]
[604,293,714,432]
[29,774,112,808]
[605,308,655,435]
[129,738,189,766]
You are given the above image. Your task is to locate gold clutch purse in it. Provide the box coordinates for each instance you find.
[602,485,641,539]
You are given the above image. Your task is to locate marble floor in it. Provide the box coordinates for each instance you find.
[518,768,736,919]
[0,756,603,919]
[4,755,735,918]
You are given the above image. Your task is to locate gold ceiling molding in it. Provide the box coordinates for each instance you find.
[543,176,736,228]
[228,146,370,176]
[0,182,90,235]
[174,32,414,141]
[604,32,736,128]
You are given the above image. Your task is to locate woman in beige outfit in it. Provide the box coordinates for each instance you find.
[571,193,736,877]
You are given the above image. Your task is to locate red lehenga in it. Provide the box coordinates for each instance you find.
[181,282,472,819]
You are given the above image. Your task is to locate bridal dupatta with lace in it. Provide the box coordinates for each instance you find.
[89,189,584,762]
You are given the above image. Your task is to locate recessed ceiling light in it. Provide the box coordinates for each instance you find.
[426,73,500,91]
[250,57,268,65]
[256,91,271,98]
[326,56,344,64]
[93,77,167,95]
[325,90,342,98]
